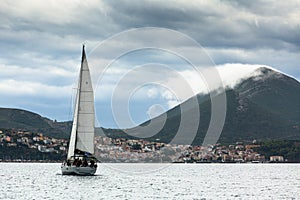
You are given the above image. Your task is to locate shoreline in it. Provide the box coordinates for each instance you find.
[0,160,299,164]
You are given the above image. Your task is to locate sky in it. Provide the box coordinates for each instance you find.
[0,0,299,128]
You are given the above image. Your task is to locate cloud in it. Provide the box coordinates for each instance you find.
[147,88,159,99]
[0,78,74,121]
[1,0,300,72]
[104,0,300,51]
[216,64,262,88]
[146,104,165,119]
[0,63,77,86]
[0,79,72,98]
[95,62,264,115]
[0,0,299,126]
[160,90,179,108]
[162,63,264,102]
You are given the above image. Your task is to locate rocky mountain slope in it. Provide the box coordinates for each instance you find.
[105,67,300,144]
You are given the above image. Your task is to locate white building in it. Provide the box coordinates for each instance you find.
[270,156,284,162]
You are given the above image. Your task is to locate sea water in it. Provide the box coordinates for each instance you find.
[0,163,299,199]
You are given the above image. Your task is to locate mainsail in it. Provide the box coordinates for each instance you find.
[67,45,95,159]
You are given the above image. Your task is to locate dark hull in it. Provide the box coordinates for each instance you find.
[61,165,97,176]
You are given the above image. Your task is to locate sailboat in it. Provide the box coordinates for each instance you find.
[61,45,97,175]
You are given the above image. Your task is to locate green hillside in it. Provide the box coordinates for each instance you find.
[0,108,70,138]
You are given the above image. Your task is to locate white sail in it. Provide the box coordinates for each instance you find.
[67,92,79,159]
[67,46,95,159]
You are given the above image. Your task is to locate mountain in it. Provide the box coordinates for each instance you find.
[105,67,300,144]
[0,108,71,138]
[1,67,300,144]
[217,67,300,143]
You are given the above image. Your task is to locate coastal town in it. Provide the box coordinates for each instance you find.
[95,136,273,163]
[0,129,287,163]
[0,129,68,161]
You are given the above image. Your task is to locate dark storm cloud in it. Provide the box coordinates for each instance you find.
[0,0,299,123]
[1,0,299,65]
[104,0,300,52]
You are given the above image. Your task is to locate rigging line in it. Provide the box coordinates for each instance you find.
[68,86,78,121]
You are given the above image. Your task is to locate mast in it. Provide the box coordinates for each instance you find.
[67,45,95,159]
[74,45,85,154]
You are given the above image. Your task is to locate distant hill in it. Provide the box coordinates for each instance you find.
[104,67,300,144]
[0,108,71,138]
[1,67,300,144]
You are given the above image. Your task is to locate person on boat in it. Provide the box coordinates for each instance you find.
[90,159,97,168]
[73,158,78,166]
[90,159,95,167]
[66,160,71,166]
[83,159,88,167]
[76,159,82,167]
